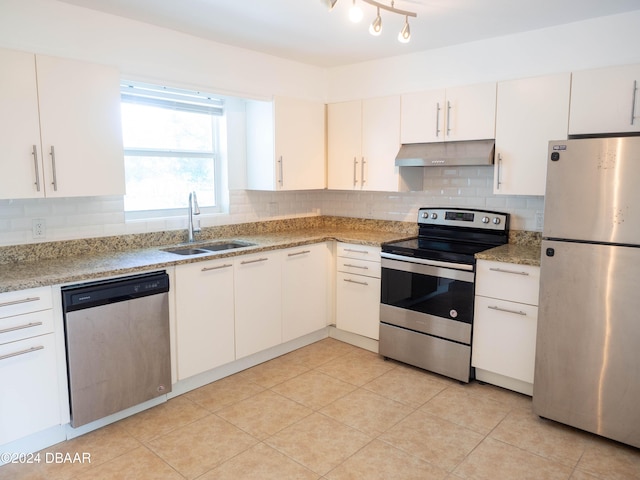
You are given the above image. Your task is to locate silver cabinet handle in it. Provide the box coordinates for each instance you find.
[435,102,441,137]
[353,157,358,187]
[0,296,41,308]
[288,250,311,257]
[240,257,268,265]
[488,305,527,316]
[49,146,58,191]
[201,263,232,272]
[0,321,43,335]
[344,248,368,254]
[496,153,503,190]
[489,267,530,276]
[343,263,368,270]
[277,156,284,187]
[631,80,638,126]
[32,145,41,192]
[0,345,44,362]
[344,278,368,286]
[360,157,366,186]
[446,101,452,137]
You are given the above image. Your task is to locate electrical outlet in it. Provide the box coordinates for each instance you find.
[32,219,46,239]
[535,211,544,230]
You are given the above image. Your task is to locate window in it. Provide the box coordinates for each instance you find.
[120,81,224,215]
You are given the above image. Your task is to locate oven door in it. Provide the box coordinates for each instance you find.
[380,254,475,344]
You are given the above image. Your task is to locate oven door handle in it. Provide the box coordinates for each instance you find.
[380,252,474,272]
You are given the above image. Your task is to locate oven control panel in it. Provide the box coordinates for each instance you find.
[418,208,509,231]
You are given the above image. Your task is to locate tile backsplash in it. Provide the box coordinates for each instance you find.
[0,167,543,246]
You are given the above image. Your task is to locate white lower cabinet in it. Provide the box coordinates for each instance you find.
[0,287,62,446]
[472,260,540,395]
[175,258,236,380]
[234,251,283,359]
[335,243,381,340]
[282,243,329,343]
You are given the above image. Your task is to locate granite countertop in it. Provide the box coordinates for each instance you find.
[475,243,542,267]
[0,222,416,293]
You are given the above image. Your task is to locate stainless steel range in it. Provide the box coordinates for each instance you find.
[379,207,509,382]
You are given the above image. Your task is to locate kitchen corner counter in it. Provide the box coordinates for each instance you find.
[475,243,541,266]
[0,217,417,293]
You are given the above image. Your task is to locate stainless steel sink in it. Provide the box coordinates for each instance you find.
[162,241,255,256]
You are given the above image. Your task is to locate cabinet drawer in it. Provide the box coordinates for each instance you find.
[475,260,540,305]
[0,287,53,319]
[336,257,381,278]
[472,295,538,384]
[0,309,55,345]
[337,243,381,262]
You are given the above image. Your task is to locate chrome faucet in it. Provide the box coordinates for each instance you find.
[187,191,201,243]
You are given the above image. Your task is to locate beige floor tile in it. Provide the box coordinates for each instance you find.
[198,442,320,480]
[216,389,312,439]
[570,470,600,480]
[465,380,533,410]
[237,354,310,388]
[420,386,511,435]
[73,446,182,480]
[490,408,589,467]
[379,410,484,472]
[280,338,357,369]
[146,414,258,479]
[321,388,413,436]
[577,435,640,480]
[271,369,356,410]
[117,395,210,442]
[326,439,448,480]
[454,437,573,480]
[316,349,395,386]
[184,373,265,412]
[266,412,371,476]
[363,364,448,408]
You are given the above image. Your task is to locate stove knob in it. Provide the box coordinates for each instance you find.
[422,211,429,218]
[430,213,438,220]
[492,217,501,225]
[481,216,490,224]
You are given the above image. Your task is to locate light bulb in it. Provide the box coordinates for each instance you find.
[398,17,411,43]
[349,0,363,23]
[369,8,382,36]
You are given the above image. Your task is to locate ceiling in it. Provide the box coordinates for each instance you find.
[58,0,640,67]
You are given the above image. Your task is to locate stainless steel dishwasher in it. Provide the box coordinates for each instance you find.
[62,271,171,428]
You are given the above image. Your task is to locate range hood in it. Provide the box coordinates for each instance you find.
[395,139,495,167]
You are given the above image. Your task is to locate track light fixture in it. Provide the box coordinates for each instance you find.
[325,0,417,43]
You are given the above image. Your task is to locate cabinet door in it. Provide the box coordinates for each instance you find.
[282,243,329,342]
[327,100,362,190]
[400,89,445,144]
[0,48,44,199]
[362,96,401,192]
[336,272,381,340]
[0,334,61,445]
[274,96,326,190]
[234,252,282,358]
[570,64,640,135]
[494,73,570,195]
[445,83,496,141]
[175,259,235,380]
[35,54,125,197]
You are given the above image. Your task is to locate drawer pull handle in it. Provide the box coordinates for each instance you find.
[201,264,232,272]
[344,278,369,286]
[0,345,44,362]
[488,305,527,316]
[288,250,311,257]
[241,257,268,265]
[0,321,43,335]
[0,297,41,308]
[343,263,368,270]
[344,248,368,254]
[489,267,530,276]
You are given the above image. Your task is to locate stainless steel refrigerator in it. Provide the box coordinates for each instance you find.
[533,136,640,448]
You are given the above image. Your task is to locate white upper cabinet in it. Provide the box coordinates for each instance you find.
[401,83,496,144]
[246,96,325,191]
[0,48,125,199]
[328,96,401,192]
[494,73,571,196]
[569,64,640,135]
